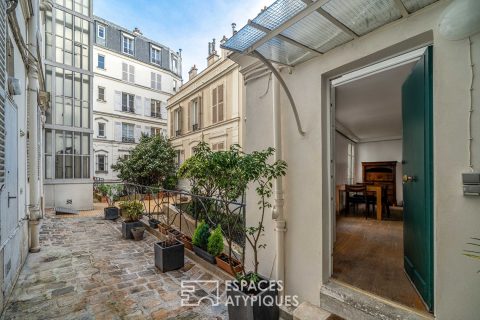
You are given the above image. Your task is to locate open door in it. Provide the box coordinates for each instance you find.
[402,46,433,311]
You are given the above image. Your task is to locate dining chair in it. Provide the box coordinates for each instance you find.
[345,185,370,218]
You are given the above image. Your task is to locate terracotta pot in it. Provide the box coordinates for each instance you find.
[158,223,172,235]
[215,253,243,276]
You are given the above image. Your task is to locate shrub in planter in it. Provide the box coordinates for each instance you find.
[208,225,224,257]
[154,235,184,272]
[120,200,144,239]
[131,227,145,241]
[192,221,216,263]
[97,184,122,220]
[227,272,279,320]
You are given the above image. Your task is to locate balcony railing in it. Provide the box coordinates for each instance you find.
[122,106,135,113]
[151,112,162,119]
[175,130,182,137]
[192,123,199,131]
[122,136,135,143]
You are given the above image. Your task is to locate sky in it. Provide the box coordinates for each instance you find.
[93,0,274,81]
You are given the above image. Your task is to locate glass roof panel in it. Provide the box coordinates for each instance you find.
[321,0,402,36]
[223,25,266,52]
[282,11,353,53]
[252,0,307,30]
[256,36,314,66]
[401,0,438,13]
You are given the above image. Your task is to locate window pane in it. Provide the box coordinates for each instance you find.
[82,134,89,155]
[74,156,81,178]
[45,155,52,179]
[65,155,73,178]
[82,156,90,178]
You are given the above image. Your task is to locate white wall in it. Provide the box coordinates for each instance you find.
[335,132,352,186]
[237,1,480,318]
[356,139,403,203]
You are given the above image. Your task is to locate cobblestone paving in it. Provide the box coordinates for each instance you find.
[2,215,227,320]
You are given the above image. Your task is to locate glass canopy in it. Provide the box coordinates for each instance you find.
[222,0,438,66]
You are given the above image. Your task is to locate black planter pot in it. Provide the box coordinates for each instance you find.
[154,240,184,272]
[148,218,160,228]
[122,221,143,239]
[227,273,279,320]
[193,245,216,264]
[104,207,119,220]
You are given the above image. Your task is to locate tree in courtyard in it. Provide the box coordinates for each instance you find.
[112,134,177,187]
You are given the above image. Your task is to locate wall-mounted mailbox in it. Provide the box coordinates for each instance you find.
[463,173,480,196]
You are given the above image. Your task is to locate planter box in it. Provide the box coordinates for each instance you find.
[159,223,172,235]
[154,240,184,272]
[227,273,279,320]
[193,245,216,264]
[215,253,243,276]
[149,218,160,228]
[131,227,145,241]
[180,235,193,251]
[104,207,119,220]
[122,221,143,239]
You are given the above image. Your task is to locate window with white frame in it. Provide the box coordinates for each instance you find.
[173,108,182,136]
[98,86,105,101]
[98,122,105,137]
[347,143,355,184]
[97,54,105,69]
[172,55,178,73]
[151,127,161,136]
[150,73,161,90]
[190,98,199,131]
[211,142,225,151]
[122,62,135,83]
[97,24,105,39]
[121,93,135,113]
[122,123,135,143]
[96,154,108,172]
[122,34,134,55]
[150,99,161,118]
[151,47,161,65]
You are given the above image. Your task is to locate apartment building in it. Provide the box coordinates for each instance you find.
[92,17,182,183]
[167,40,244,168]
[1,0,46,311]
[42,0,93,210]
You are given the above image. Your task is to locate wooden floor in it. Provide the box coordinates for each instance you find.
[333,213,427,312]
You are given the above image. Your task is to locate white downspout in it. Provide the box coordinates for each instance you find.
[27,0,41,253]
[272,69,286,295]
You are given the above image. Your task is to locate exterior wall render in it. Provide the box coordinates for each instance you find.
[236,1,480,319]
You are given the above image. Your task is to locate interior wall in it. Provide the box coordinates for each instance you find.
[356,139,403,203]
[335,132,353,186]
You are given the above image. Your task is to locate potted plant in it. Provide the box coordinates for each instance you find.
[154,233,184,272]
[131,227,145,241]
[97,184,122,220]
[227,147,287,320]
[119,200,144,239]
[192,221,216,264]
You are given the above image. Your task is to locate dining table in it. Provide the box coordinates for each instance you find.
[336,184,383,221]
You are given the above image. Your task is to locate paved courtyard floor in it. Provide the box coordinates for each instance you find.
[2,214,227,320]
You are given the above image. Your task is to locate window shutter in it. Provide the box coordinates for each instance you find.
[150,72,155,89]
[129,65,135,83]
[218,84,224,122]
[178,107,183,133]
[212,87,217,124]
[198,97,203,129]
[160,101,167,120]
[187,101,191,131]
[114,91,122,111]
[122,62,128,81]
[114,122,122,141]
[143,125,150,136]
[134,96,143,115]
[134,125,141,143]
[156,74,162,90]
[144,98,151,116]
[170,111,174,137]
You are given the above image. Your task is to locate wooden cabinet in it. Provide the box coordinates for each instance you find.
[362,161,397,205]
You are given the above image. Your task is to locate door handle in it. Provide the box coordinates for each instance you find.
[402,175,416,184]
[7,192,17,208]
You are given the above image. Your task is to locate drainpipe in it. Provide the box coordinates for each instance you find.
[272,68,286,295]
[27,0,41,253]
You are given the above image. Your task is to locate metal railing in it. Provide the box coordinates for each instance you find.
[98,182,246,256]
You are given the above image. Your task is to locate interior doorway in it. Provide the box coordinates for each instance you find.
[330,47,433,313]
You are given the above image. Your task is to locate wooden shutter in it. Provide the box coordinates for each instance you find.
[114,91,122,111]
[134,125,141,142]
[122,62,128,81]
[156,74,162,90]
[178,107,183,133]
[150,72,155,89]
[144,98,151,116]
[218,84,224,121]
[212,87,217,124]
[160,101,167,119]
[114,122,122,141]
[170,111,174,137]
[129,65,135,83]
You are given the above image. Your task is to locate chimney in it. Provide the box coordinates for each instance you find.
[189,65,198,81]
[231,23,237,35]
[220,35,228,59]
[207,38,219,67]
[133,27,143,36]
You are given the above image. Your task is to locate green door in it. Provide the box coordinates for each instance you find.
[402,46,433,311]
